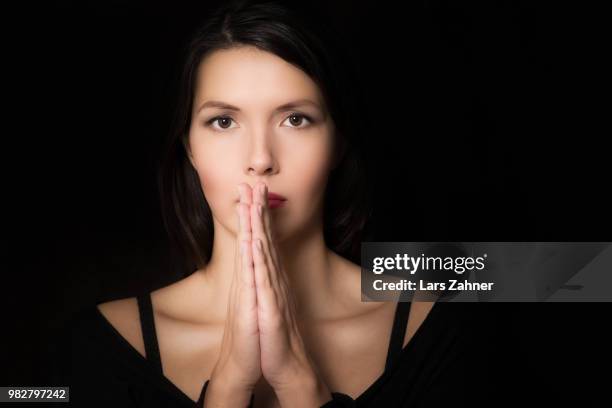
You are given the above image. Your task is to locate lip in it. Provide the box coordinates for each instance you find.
[267,192,287,209]
[267,192,287,201]
[234,187,287,208]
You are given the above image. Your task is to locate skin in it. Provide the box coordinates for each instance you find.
[187,45,338,406]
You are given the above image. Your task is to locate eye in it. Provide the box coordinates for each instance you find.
[204,113,314,131]
[282,113,313,129]
[205,115,237,131]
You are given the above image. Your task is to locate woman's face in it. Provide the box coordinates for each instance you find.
[187,45,336,242]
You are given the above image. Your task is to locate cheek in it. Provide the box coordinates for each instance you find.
[189,138,239,215]
[282,137,333,202]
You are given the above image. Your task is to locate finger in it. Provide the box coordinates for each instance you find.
[233,187,253,318]
[229,234,240,341]
[232,185,247,300]
[238,184,252,241]
[252,238,278,321]
[254,182,291,310]
[237,185,254,288]
[235,185,251,272]
[253,182,282,274]
[242,182,253,205]
[235,183,252,263]
[228,190,245,339]
[250,188,278,291]
[255,190,287,301]
[240,235,257,311]
[256,183,275,247]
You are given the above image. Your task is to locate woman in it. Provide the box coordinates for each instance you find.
[47,1,499,407]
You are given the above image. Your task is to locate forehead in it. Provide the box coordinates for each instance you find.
[193,46,325,109]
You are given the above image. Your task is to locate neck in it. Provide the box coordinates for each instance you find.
[195,214,337,323]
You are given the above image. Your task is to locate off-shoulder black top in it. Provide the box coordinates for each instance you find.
[45,293,501,407]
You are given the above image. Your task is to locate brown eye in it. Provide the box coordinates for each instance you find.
[283,113,313,129]
[289,114,303,126]
[217,117,232,128]
[206,115,237,131]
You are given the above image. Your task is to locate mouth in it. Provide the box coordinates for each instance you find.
[267,192,287,209]
[234,190,287,209]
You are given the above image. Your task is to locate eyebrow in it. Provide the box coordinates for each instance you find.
[196,99,322,114]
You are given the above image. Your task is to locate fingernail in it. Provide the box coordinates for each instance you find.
[257,204,262,216]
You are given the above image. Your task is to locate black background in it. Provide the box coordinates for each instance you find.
[2,0,609,406]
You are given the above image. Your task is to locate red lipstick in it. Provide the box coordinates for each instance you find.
[267,192,287,209]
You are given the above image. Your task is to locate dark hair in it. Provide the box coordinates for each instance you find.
[157,0,372,275]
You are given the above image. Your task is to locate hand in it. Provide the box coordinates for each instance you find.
[248,181,333,406]
[205,184,261,407]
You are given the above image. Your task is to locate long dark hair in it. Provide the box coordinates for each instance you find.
[157,0,372,275]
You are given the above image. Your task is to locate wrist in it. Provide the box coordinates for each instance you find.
[275,372,332,408]
[206,375,254,407]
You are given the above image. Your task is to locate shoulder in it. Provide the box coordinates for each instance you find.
[96,297,145,357]
[45,303,126,385]
[45,302,151,406]
[48,295,147,368]
[92,273,209,356]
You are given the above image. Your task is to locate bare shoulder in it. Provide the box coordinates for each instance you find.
[95,270,215,356]
[96,297,145,357]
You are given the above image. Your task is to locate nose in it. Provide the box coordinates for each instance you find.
[246,132,278,176]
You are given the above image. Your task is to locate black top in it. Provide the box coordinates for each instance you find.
[45,294,501,407]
